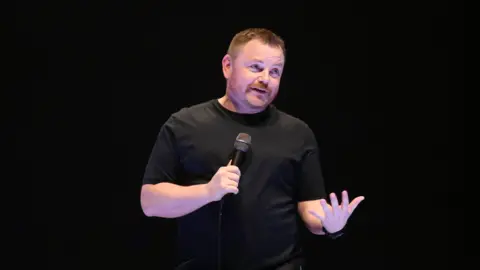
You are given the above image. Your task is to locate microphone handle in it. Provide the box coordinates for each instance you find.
[231,149,245,167]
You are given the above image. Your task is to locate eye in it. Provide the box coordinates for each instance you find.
[270,68,281,77]
[249,64,263,71]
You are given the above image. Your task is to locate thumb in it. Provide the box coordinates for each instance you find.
[308,210,325,222]
[227,159,232,166]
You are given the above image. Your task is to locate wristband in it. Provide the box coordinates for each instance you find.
[322,227,344,239]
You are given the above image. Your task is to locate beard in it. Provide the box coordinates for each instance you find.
[227,76,272,112]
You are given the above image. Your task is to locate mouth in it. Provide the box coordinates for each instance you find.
[249,87,268,94]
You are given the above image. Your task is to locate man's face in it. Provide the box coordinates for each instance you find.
[223,39,285,112]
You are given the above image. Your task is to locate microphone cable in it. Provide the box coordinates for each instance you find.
[217,133,251,270]
[217,198,224,270]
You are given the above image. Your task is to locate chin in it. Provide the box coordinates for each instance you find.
[246,97,269,108]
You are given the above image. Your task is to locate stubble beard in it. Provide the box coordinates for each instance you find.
[227,70,275,113]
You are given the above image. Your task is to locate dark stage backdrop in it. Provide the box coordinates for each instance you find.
[16,2,462,270]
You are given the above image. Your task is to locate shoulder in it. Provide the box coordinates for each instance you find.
[173,99,216,116]
[274,107,313,134]
[171,99,215,120]
[273,107,318,150]
[163,99,218,132]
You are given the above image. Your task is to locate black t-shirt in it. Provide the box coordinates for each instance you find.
[143,99,326,270]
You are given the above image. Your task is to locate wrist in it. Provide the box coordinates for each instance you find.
[201,183,214,203]
[322,226,345,239]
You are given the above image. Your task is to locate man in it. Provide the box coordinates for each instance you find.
[140,28,364,270]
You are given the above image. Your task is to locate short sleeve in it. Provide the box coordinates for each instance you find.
[142,116,180,185]
[297,126,327,202]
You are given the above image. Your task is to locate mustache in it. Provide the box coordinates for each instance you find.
[249,85,269,91]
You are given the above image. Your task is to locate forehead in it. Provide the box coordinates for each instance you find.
[236,39,284,64]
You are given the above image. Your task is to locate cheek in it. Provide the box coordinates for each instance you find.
[270,80,281,91]
[230,75,247,93]
[235,73,255,87]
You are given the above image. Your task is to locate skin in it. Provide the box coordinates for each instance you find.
[140,39,365,234]
[218,39,365,234]
[219,39,284,114]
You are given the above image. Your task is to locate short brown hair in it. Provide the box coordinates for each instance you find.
[227,28,286,59]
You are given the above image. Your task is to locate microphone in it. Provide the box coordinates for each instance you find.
[218,133,251,270]
[231,133,251,167]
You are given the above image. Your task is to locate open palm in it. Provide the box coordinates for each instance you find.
[309,190,364,233]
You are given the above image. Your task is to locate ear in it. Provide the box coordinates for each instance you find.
[222,54,233,79]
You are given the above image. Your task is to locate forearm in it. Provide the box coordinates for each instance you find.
[304,213,326,235]
[141,182,213,218]
[299,200,326,235]
[308,221,326,235]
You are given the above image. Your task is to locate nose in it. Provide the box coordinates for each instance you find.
[258,70,270,85]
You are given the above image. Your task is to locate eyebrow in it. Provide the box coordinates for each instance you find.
[250,58,284,67]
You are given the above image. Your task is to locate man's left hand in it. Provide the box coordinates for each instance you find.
[308,190,364,234]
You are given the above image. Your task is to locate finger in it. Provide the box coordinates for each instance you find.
[342,190,349,210]
[226,172,240,182]
[225,179,239,187]
[308,210,325,222]
[225,165,241,175]
[348,196,365,214]
[221,179,238,188]
[320,199,332,215]
[330,193,340,212]
[227,159,232,166]
[225,186,239,195]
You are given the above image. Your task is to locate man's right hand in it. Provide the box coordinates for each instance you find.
[206,160,241,201]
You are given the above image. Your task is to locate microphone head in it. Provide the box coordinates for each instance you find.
[234,133,251,152]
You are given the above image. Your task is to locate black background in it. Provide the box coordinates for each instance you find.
[13,1,463,269]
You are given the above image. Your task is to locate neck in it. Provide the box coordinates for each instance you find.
[218,94,265,114]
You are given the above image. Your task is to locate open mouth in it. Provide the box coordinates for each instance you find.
[250,87,268,94]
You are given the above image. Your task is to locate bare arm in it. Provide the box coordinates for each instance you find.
[298,200,326,235]
[140,182,213,218]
